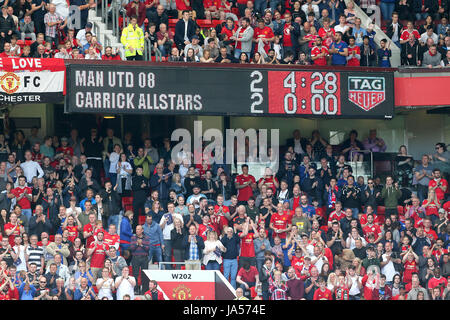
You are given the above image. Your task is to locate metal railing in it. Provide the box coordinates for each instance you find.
[350,149,374,178]
[158,261,202,270]
[144,38,163,62]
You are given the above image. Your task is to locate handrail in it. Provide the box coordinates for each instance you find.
[158,261,202,270]
[350,149,373,178]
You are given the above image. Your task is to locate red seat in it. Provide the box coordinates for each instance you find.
[168,19,178,28]
[49,235,55,242]
[397,205,404,215]
[138,216,146,225]
[122,196,133,206]
[377,206,386,216]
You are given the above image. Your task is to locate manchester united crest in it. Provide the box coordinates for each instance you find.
[172,284,192,300]
[0,72,20,94]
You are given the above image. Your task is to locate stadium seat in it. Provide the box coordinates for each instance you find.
[168,19,178,28]
[49,235,55,242]
[122,196,133,207]
[397,205,404,215]
[138,215,146,225]
[377,206,386,216]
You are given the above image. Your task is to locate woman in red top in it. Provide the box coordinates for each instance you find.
[422,189,440,218]
[402,248,418,284]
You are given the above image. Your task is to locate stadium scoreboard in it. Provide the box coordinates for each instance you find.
[66,63,394,118]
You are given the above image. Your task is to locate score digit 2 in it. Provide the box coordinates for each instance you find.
[268,71,341,116]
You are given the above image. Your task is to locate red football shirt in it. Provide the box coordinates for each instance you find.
[104,232,120,248]
[400,29,420,41]
[311,45,328,66]
[89,241,110,268]
[253,26,274,53]
[313,288,333,300]
[328,210,345,222]
[257,176,278,194]
[318,27,335,47]
[347,45,360,66]
[235,174,255,201]
[83,223,96,248]
[270,213,289,239]
[428,178,448,201]
[282,23,294,47]
[66,225,79,243]
[4,223,20,247]
[239,232,255,257]
[403,260,418,284]
[363,224,381,241]
[11,187,32,209]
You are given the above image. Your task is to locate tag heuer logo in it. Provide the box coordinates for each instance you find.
[348,77,385,111]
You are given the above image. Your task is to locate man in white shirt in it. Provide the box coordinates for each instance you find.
[20,150,44,183]
[334,14,350,35]
[76,22,96,47]
[159,203,183,269]
[115,266,136,300]
[419,27,438,45]
[380,242,400,284]
[310,245,328,273]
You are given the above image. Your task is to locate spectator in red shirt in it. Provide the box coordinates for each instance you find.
[236,261,260,299]
[428,168,448,205]
[347,36,361,66]
[144,280,164,300]
[234,164,256,205]
[311,36,329,65]
[427,267,447,297]
[86,231,110,282]
[102,46,122,60]
[253,19,275,55]
[313,276,333,300]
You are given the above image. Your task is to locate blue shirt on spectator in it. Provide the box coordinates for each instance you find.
[331,41,348,65]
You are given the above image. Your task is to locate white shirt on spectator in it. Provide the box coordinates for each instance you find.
[20,160,44,182]
[96,278,114,300]
[76,28,96,47]
[115,276,136,300]
[419,32,438,45]
[52,0,69,19]
[381,253,397,282]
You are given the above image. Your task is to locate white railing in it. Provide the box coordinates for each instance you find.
[344,0,401,67]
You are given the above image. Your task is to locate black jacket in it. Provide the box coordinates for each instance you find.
[29,215,53,240]
[401,40,419,66]
[148,11,169,32]
[0,14,15,33]
[99,189,121,217]
[174,19,196,47]
[131,175,149,201]
[386,22,403,40]
[359,44,377,66]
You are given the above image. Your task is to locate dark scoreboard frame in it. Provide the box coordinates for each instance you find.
[65,60,395,119]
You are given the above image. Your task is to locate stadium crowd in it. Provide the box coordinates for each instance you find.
[0,123,448,300]
[0,0,448,66]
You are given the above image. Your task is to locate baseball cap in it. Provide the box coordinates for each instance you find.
[192,35,199,40]
[86,22,93,29]
[61,137,68,142]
